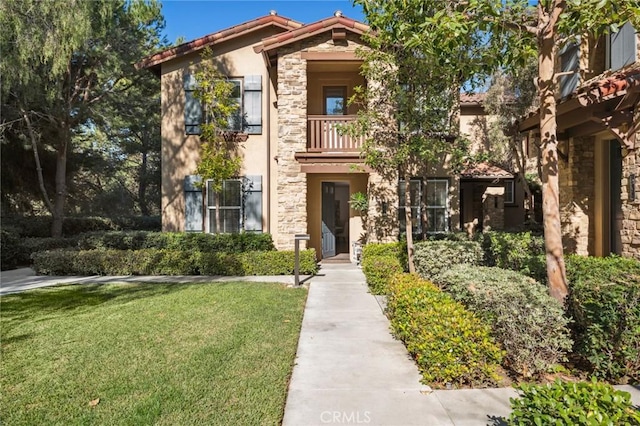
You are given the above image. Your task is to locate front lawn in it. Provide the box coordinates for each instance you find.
[1,282,307,425]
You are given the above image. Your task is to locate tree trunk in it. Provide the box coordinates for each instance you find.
[538,27,569,303]
[215,191,221,234]
[21,108,54,215]
[51,138,67,238]
[138,151,149,216]
[403,173,415,273]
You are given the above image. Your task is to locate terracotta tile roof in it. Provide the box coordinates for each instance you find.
[461,162,514,179]
[576,61,640,99]
[253,14,370,53]
[136,14,303,72]
[518,61,640,132]
[460,92,486,105]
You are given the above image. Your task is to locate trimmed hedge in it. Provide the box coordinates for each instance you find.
[436,265,572,378]
[509,379,640,425]
[387,273,504,388]
[1,215,161,238]
[1,229,21,270]
[566,255,640,382]
[32,248,318,276]
[76,231,275,252]
[361,242,407,295]
[413,240,483,280]
[478,231,546,283]
[361,255,403,295]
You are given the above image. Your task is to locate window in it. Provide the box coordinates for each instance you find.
[323,86,347,115]
[227,79,243,131]
[398,179,423,235]
[207,78,243,131]
[505,180,515,204]
[425,179,449,233]
[206,179,242,233]
[398,178,449,234]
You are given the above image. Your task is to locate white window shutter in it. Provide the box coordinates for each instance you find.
[243,75,262,134]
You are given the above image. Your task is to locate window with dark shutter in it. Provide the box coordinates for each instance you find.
[184,74,202,135]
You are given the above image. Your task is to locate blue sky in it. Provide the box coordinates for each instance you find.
[160,0,365,45]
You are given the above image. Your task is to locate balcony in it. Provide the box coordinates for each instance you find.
[307,115,364,153]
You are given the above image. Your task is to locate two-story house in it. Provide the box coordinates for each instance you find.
[519,23,640,260]
[137,11,526,260]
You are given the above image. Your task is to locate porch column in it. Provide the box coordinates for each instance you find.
[276,47,308,250]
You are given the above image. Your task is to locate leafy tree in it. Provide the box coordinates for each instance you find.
[355,0,640,302]
[192,48,243,234]
[0,0,164,235]
[351,1,488,272]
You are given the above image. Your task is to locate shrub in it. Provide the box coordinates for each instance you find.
[387,273,504,388]
[76,231,275,253]
[362,242,403,258]
[15,237,80,266]
[1,228,21,270]
[1,215,161,237]
[361,255,403,295]
[413,240,483,280]
[509,378,640,425]
[565,255,640,382]
[436,265,572,377]
[32,248,318,276]
[478,231,546,282]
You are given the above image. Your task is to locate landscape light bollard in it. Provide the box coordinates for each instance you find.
[294,234,310,286]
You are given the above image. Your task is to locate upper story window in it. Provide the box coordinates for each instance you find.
[324,86,347,115]
[183,73,263,136]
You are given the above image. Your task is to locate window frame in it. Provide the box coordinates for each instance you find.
[504,179,515,205]
[424,178,449,233]
[398,178,423,235]
[323,86,348,115]
[205,178,243,234]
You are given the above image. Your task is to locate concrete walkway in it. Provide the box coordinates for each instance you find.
[283,262,640,426]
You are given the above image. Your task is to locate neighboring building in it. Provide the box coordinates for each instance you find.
[137,12,528,260]
[519,23,640,259]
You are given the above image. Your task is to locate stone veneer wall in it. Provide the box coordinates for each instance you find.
[274,33,370,250]
[620,144,640,260]
[482,187,505,231]
[276,47,308,250]
[559,137,595,255]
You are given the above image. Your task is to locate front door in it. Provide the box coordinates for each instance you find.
[322,182,336,258]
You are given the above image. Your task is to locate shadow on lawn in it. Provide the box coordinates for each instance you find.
[0,282,195,321]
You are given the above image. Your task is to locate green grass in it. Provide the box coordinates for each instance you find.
[1,282,307,425]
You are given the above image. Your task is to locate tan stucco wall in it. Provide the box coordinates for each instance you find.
[160,29,282,233]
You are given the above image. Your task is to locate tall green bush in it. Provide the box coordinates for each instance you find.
[387,273,504,388]
[479,231,546,282]
[413,240,483,280]
[436,265,572,377]
[566,255,640,382]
